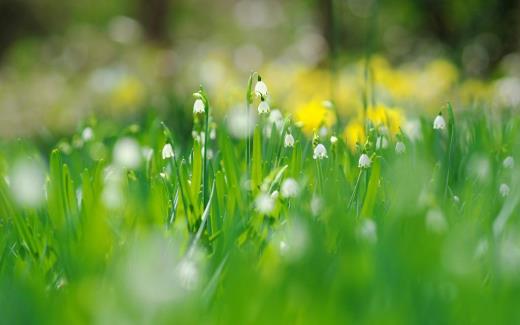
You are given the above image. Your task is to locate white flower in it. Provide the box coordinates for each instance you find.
[330,136,338,144]
[258,100,270,114]
[281,178,299,198]
[193,99,205,114]
[395,141,406,154]
[500,183,510,197]
[269,109,284,129]
[404,119,422,141]
[284,133,295,148]
[177,259,200,291]
[113,137,141,169]
[255,193,274,214]
[313,144,328,159]
[433,114,446,130]
[270,190,279,199]
[319,126,328,138]
[322,100,333,108]
[210,128,217,140]
[376,136,388,149]
[254,79,268,97]
[503,156,514,169]
[453,195,460,204]
[426,209,448,234]
[358,219,377,244]
[227,108,256,139]
[162,143,174,160]
[9,160,46,207]
[358,153,371,168]
[311,196,322,216]
[82,127,94,142]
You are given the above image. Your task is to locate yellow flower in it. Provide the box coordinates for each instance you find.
[110,76,145,110]
[343,120,366,150]
[366,104,404,135]
[294,99,336,135]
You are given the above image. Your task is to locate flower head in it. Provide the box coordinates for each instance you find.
[433,113,446,130]
[376,136,388,150]
[395,141,406,154]
[258,99,270,115]
[193,98,205,114]
[113,137,141,169]
[162,143,174,160]
[330,135,338,144]
[254,76,268,97]
[503,156,514,169]
[82,127,94,142]
[284,133,295,148]
[313,144,328,160]
[255,193,274,214]
[358,153,371,168]
[281,178,299,198]
[500,183,510,197]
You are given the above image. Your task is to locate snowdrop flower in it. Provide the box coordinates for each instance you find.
[269,109,283,129]
[500,183,510,197]
[433,113,446,130]
[426,209,448,234]
[376,136,388,149]
[176,259,200,291]
[162,143,174,160]
[395,141,406,154]
[193,98,205,114]
[9,160,46,207]
[82,127,94,142]
[284,133,295,148]
[319,126,328,138]
[113,137,141,169]
[281,178,299,198]
[227,108,256,139]
[503,156,514,169]
[404,119,422,141]
[358,219,377,244]
[255,193,274,214]
[270,190,279,199]
[330,135,338,144]
[358,153,371,168]
[258,99,270,114]
[254,77,268,97]
[313,144,328,159]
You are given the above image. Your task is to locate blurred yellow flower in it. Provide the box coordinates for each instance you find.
[110,76,145,110]
[343,120,366,150]
[294,99,336,135]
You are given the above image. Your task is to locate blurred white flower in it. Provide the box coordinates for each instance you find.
[176,258,200,291]
[284,133,295,148]
[311,195,322,216]
[358,218,377,244]
[319,126,328,138]
[426,209,448,234]
[270,190,279,199]
[254,78,268,97]
[82,127,94,142]
[193,99,205,114]
[276,221,308,261]
[313,144,328,159]
[322,100,333,109]
[210,127,217,140]
[500,183,510,197]
[162,143,174,160]
[404,119,422,141]
[453,195,460,204]
[330,135,338,144]
[433,113,446,130]
[268,109,284,129]
[503,156,515,169]
[281,178,299,198]
[258,100,270,114]
[113,137,141,169]
[395,141,406,154]
[358,153,371,168]
[102,183,124,209]
[255,193,274,214]
[9,160,46,207]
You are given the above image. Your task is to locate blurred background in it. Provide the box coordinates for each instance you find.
[1,0,520,138]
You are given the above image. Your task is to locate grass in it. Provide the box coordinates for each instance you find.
[0,77,519,324]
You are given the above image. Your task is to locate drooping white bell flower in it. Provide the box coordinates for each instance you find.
[162,143,174,160]
[313,144,328,160]
[500,183,510,197]
[82,127,94,142]
[113,137,141,169]
[281,178,299,198]
[395,141,406,154]
[358,153,371,168]
[254,78,268,97]
[503,156,514,169]
[258,100,270,115]
[193,99,205,114]
[433,113,446,130]
[284,133,295,148]
[255,192,274,214]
